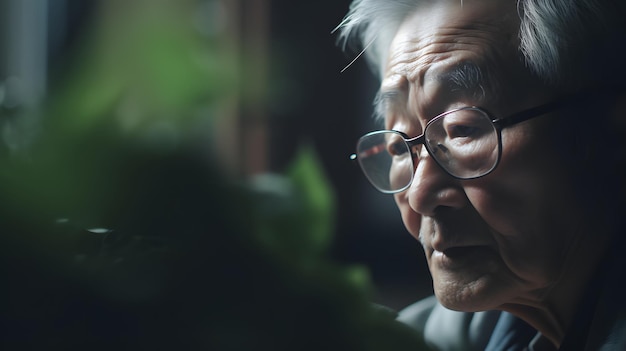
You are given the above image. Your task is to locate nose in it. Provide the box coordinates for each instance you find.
[407,149,467,216]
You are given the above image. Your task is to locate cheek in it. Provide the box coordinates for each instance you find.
[464,155,577,242]
[462,136,583,283]
[462,182,527,236]
[394,193,422,240]
[390,157,414,190]
[463,184,566,285]
[467,126,577,234]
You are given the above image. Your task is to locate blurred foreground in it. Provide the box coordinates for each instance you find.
[0,1,427,349]
[0,133,426,350]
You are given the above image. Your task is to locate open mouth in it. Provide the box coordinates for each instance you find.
[443,246,481,258]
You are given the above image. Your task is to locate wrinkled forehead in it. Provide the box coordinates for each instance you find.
[381,1,520,75]
[376,1,524,112]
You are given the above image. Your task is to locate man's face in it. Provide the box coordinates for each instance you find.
[382,1,588,312]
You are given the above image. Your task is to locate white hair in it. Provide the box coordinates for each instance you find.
[336,0,626,89]
[334,0,422,77]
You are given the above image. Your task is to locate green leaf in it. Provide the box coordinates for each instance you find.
[286,143,336,254]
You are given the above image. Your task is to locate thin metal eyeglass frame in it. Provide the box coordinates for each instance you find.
[352,95,575,194]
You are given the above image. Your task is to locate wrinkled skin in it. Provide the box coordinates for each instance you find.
[380,0,610,346]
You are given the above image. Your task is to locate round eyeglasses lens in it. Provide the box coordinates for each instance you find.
[356,130,414,193]
[424,108,499,179]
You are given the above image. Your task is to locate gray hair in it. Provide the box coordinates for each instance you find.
[336,0,626,89]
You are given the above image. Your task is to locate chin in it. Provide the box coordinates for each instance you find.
[427,247,519,312]
[432,272,511,313]
[436,292,493,312]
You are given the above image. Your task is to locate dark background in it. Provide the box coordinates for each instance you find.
[0,0,432,311]
[265,0,431,310]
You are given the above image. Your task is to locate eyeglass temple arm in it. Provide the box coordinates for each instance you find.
[493,87,626,128]
[492,96,572,129]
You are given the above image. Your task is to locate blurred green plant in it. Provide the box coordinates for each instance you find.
[0,1,428,350]
[253,144,335,259]
[250,141,374,311]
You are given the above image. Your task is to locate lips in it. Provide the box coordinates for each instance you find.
[430,236,488,255]
[443,246,479,258]
[431,245,493,271]
[423,211,493,254]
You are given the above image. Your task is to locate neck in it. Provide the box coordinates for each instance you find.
[501,227,611,348]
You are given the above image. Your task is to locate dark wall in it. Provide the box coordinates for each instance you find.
[266,1,432,310]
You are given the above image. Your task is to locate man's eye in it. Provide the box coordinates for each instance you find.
[387,141,408,156]
[447,124,481,138]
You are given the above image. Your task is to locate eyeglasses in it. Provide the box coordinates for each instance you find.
[350,97,573,194]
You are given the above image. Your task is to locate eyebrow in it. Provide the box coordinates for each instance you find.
[373,89,403,120]
[436,61,493,103]
[373,61,496,121]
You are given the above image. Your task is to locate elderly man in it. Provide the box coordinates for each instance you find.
[337,0,626,350]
